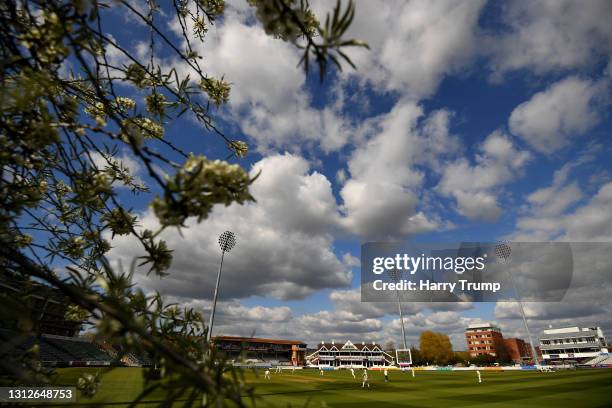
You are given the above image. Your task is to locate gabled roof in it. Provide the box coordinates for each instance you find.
[316,341,381,351]
[342,340,357,350]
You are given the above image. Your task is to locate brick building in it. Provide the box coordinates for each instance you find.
[504,337,536,363]
[465,323,508,360]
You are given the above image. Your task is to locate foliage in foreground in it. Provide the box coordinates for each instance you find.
[0,0,366,406]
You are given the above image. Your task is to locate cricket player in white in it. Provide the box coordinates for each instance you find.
[319,367,324,376]
[350,368,356,379]
[384,368,389,382]
[362,369,370,388]
[264,370,271,380]
[476,370,482,383]
[411,367,415,377]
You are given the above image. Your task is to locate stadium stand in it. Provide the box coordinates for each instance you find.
[583,354,612,366]
[0,275,160,368]
[0,329,114,366]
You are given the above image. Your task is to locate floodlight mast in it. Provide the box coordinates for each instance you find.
[388,269,408,350]
[495,242,539,365]
[206,231,236,342]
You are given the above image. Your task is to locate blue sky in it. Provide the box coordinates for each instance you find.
[103,0,612,348]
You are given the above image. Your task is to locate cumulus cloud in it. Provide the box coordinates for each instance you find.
[508,77,606,154]
[486,0,612,79]
[513,158,590,240]
[495,301,607,322]
[167,296,297,339]
[515,174,612,242]
[342,253,360,268]
[313,0,486,98]
[338,101,458,238]
[562,183,612,241]
[108,154,351,301]
[437,130,530,221]
[330,288,472,320]
[166,1,354,153]
[299,310,383,337]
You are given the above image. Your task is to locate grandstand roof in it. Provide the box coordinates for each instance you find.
[316,340,382,351]
[540,329,600,340]
[212,336,306,345]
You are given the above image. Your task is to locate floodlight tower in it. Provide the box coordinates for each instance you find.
[388,269,408,350]
[495,242,539,365]
[206,231,236,342]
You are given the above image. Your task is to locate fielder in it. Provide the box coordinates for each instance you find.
[362,369,370,388]
[319,367,324,376]
[384,368,389,382]
[264,370,271,380]
[350,368,356,379]
[476,370,482,383]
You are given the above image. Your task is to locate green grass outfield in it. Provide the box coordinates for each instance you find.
[40,367,612,407]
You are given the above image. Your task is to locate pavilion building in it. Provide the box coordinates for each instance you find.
[306,340,395,367]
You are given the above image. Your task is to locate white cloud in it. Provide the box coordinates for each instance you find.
[528,183,583,218]
[486,0,612,79]
[340,180,438,238]
[168,296,297,339]
[338,101,457,238]
[437,130,530,221]
[108,154,351,301]
[508,77,606,154]
[495,301,607,322]
[167,2,354,153]
[513,152,612,241]
[514,185,583,241]
[342,253,360,268]
[316,0,486,98]
[299,310,383,336]
[330,288,473,320]
[562,183,612,241]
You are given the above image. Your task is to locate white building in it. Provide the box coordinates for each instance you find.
[306,340,395,367]
[539,326,608,363]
